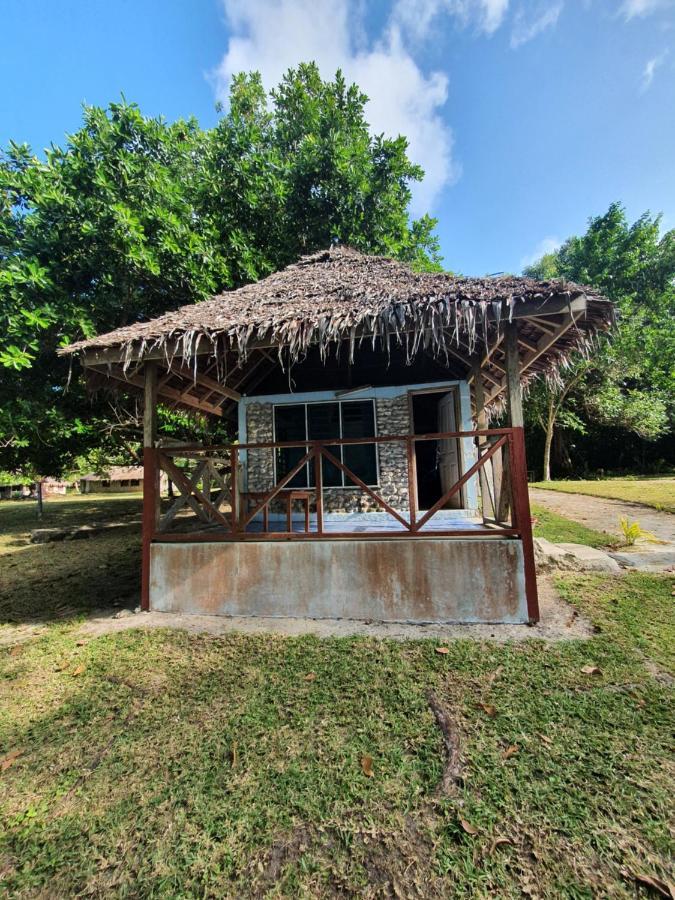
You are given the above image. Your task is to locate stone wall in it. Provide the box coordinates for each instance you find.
[244,394,412,513]
[245,402,274,493]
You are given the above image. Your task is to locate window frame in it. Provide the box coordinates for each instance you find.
[272,398,379,489]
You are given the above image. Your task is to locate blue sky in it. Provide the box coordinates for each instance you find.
[2,0,673,274]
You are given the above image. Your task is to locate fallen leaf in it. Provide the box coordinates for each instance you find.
[435,646,449,655]
[361,754,374,777]
[581,665,602,676]
[539,734,553,746]
[489,836,514,854]
[230,742,238,769]
[71,664,86,677]
[1,749,23,771]
[477,702,497,718]
[502,744,519,760]
[459,819,478,835]
[304,672,316,682]
[632,872,674,898]
[10,645,23,657]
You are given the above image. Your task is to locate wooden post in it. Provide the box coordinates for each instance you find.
[314,447,324,535]
[230,447,239,533]
[141,362,159,611]
[504,322,524,428]
[406,437,418,528]
[504,322,539,622]
[471,359,494,522]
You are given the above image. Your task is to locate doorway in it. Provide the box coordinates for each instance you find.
[411,389,463,511]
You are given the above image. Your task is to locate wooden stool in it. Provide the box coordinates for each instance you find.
[283,490,312,533]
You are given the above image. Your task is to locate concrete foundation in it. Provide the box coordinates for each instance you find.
[149,538,528,624]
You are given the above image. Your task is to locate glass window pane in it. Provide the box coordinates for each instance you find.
[274,405,308,487]
[308,403,342,487]
[343,444,378,485]
[307,403,340,439]
[275,405,306,441]
[342,401,377,485]
[341,401,375,438]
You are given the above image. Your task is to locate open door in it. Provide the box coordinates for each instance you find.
[437,392,462,509]
[411,389,464,511]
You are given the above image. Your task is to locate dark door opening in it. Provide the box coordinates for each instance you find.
[411,391,463,512]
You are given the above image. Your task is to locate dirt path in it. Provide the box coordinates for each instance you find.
[530,488,675,543]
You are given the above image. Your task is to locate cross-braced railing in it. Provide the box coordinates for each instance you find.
[141,427,538,619]
[145,428,529,538]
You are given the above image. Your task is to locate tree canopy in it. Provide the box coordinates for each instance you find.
[0,64,440,476]
[523,203,674,478]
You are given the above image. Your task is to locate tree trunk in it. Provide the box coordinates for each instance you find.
[36,480,44,520]
[542,399,555,482]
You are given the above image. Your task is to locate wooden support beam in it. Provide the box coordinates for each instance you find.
[168,364,241,402]
[504,322,524,427]
[143,362,158,448]
[472,359,496,523]
[90,366,224,417]
[141,363,160,612]
[484,310,583,407]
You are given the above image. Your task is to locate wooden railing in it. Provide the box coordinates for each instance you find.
[144,428,531,537]
[141,427,538,619]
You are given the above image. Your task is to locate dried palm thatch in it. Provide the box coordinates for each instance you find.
[60,246,614,410]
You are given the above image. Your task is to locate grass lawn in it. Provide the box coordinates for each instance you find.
[0,493,143,556]
[531,477,675,514]
[1,498,673,897]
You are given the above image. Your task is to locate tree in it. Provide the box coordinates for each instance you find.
[0,65,441,477]
[524,203,674,479]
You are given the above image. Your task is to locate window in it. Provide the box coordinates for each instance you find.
[273,400,378,488]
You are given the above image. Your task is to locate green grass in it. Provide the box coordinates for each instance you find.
[0,494,143,556]
[531,477,675,514]
[0,499,674,896]
[531,503,616,548]
[556,572,675,673]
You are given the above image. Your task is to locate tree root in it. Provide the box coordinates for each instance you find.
[427,690,463,796]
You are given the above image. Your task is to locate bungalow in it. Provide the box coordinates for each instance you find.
[61,247,613,624]
[80,465,148,494]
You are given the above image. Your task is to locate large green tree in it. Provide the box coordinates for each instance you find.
[0,64,440,477]
[524,203,674,479]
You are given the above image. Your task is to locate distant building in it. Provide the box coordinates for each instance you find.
[79,466,146,494]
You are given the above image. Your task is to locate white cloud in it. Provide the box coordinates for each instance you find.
[213,0,460,215]
[640,50,668,90]
[621,0,672,20]
[520,236,561,270]
[391,0,509,40]
[510,2,563,47]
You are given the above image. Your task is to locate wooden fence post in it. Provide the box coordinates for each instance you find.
[141,362,159,611]
[510,427,539,623]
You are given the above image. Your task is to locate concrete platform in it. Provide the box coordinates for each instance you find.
[149,537,528,624]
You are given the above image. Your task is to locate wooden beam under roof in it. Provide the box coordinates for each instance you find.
[88,366,224,417]
[483,310,584,407]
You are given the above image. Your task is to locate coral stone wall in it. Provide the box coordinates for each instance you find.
[244,394,412,513]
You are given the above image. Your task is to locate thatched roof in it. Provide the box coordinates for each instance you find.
[61,246,614,416]
[80,466,144,482]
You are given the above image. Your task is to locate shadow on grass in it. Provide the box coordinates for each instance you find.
[0,530,141,626]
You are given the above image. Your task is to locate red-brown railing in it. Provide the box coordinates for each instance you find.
[141,428,538,619]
